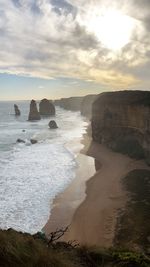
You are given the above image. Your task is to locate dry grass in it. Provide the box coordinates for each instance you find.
[0,229,149,267]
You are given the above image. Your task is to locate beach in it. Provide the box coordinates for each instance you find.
[43,134,95,234]
[43,131,150,247]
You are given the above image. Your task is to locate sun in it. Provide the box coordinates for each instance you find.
[83,9,136,50]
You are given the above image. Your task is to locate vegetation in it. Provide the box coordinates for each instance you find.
[114,137,145,159]
[0,228,149,267]
[115,169,150,251]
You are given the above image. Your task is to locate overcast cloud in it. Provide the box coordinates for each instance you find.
[0,0,150,89]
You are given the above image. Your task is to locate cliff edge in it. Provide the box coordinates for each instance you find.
[54,94,98,118]
[92,91,150,163]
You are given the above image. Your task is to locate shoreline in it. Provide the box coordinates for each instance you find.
[43,129,150,247]
[63,141,150,247]
[43,131,95,235]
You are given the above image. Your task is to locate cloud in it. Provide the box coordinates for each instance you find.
[51,0,77,16]
[38,85,45,89]
[0,0,150,89]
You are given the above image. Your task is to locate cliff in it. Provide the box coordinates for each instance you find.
[92,90,150,163]
[54,96,83,111]
[80,94,98,118]
[54,94,98,118]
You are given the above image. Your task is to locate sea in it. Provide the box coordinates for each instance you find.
[0,101,88,234]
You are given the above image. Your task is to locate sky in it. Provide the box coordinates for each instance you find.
[0,0,150,100]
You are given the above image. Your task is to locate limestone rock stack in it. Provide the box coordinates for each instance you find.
[39,98,55,116]
[28,100,41,121]
[14,104,21,116]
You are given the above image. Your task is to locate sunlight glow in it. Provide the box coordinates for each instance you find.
[85,9,136,50]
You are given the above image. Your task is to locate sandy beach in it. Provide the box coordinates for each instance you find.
[43,134,95,235]
[43,133,150,247]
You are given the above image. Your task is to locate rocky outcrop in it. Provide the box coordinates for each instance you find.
[14,104,21,116]
[28,100,41,121]
[17,138,38,144]
[16,138,25,143]
[30,139,38,144]
[92,91,150,163]
[39,98,55,116]
[48,120,58,129]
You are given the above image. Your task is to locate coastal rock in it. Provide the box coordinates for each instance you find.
[92,91,150,162]
[39,98,55,116]
[28,100,41,121]
[17,138,25,143]
[14,104,21,116]
[48,120,58,129]
[30,139,38,144]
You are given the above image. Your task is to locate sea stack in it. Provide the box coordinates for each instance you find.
[28,100,41,121]
[14,104,21,116]
[39,98,55,116]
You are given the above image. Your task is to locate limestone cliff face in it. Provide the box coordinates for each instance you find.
[54,97,83,111]
[80,94,98,118]
[92,91,150,163]
[54,95,97,118]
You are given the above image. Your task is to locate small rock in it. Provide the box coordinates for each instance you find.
[30,139,38,144]
[17,138,25,143]
[48,120,58,129]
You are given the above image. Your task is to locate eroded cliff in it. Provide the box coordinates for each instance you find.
[54,94,97,118]
[92,91,150,163]
[54,96,83,111]
[80,94,98,118]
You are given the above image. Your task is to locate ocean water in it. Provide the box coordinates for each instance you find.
[0,101,87,233]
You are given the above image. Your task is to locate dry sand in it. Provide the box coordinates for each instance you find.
[43,134,149,247]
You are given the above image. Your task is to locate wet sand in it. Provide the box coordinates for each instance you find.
[43,134,149,247]
[43,135,95,235]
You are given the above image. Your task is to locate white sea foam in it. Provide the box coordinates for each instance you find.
[0,141,76,233]
[0,104,88,233]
